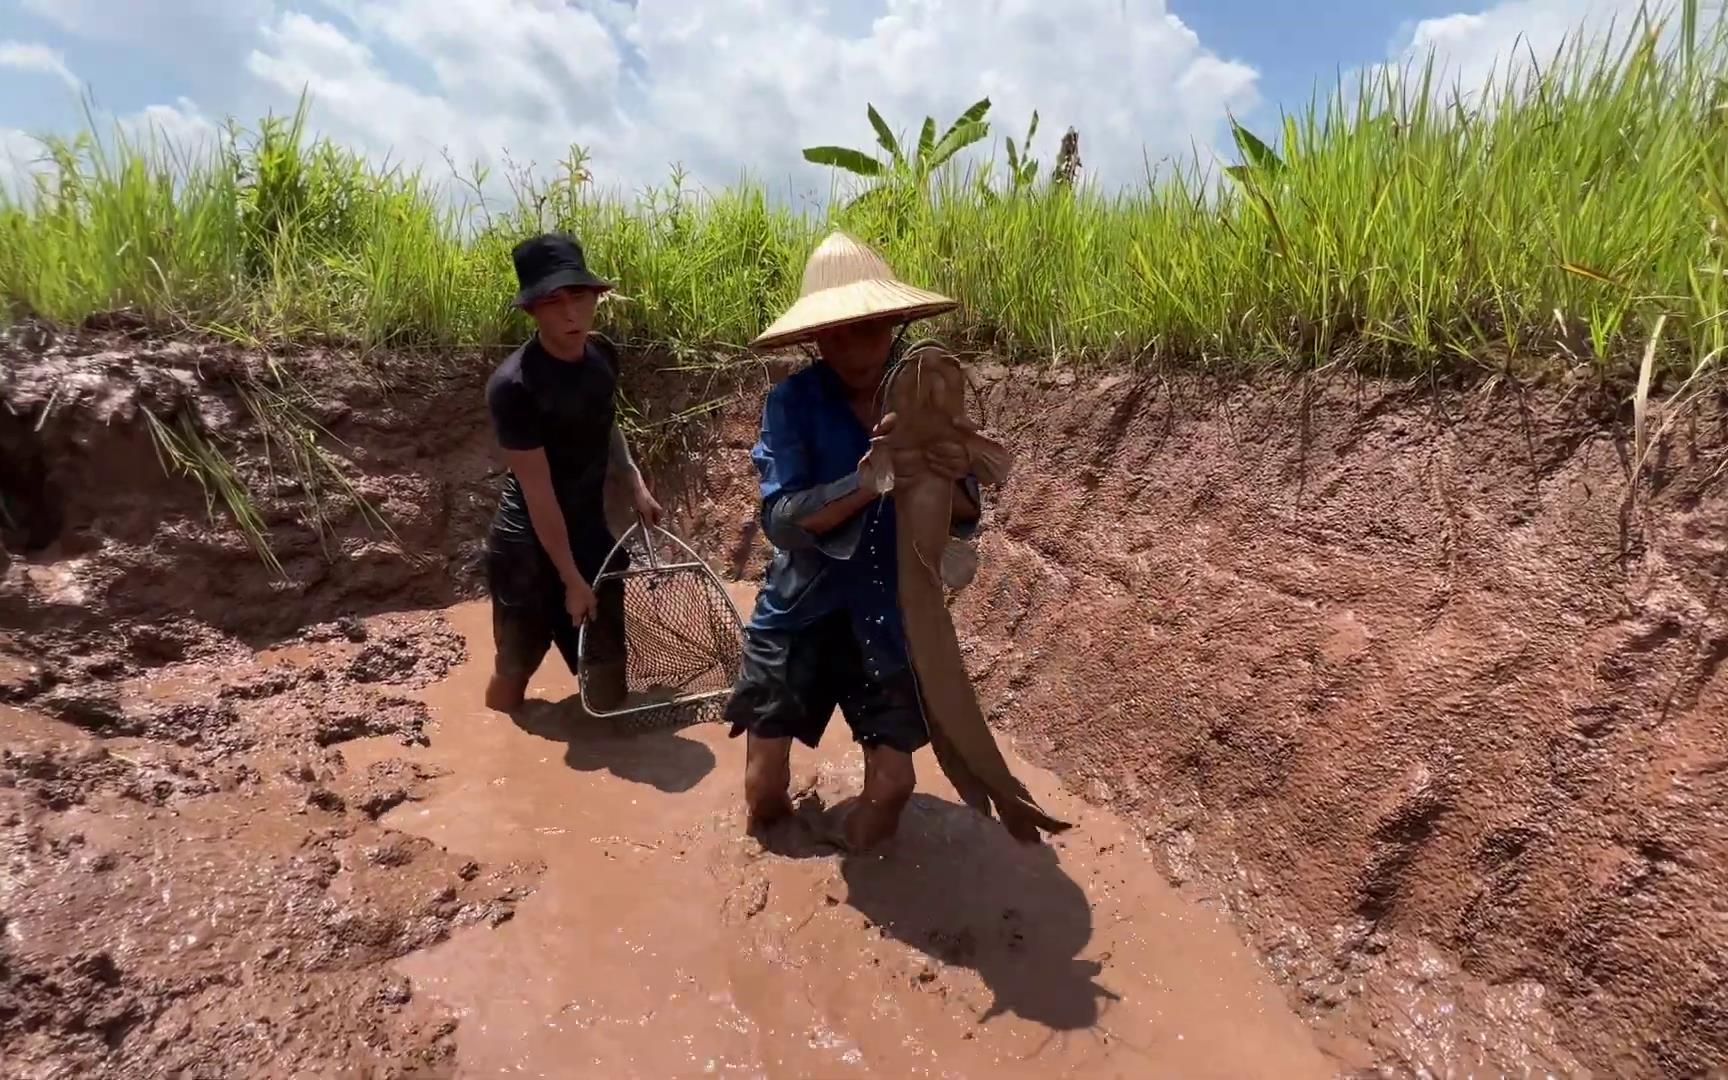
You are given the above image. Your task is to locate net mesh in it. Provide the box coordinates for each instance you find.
[578,522,743,730]
[609,696,726,736]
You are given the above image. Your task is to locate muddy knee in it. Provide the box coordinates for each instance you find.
[744,736,793,821]
[845,747,916,850]
[861,747,916,809]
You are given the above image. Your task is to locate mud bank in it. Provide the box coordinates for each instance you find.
[1,327,529,1078]
[4,327,1725,1077]
[951,370,1727,1077]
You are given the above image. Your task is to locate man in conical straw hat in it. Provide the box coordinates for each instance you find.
[722,231,982,851]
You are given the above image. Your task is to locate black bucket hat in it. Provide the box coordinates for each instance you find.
[511,232,613,309]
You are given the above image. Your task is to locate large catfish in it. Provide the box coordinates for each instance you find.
[881,342,1072,842]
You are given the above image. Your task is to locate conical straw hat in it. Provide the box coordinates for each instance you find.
[752,231,957,350]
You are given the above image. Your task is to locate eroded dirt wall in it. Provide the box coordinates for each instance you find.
[5,331,1725,1077]
[944,369,1727,1077]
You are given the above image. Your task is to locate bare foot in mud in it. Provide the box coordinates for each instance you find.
[843,803,901,853]
[743,734,795,835]
[484,671,528,714]
[749,794,856,856]
[801,797,855,853]
[842,746,916,851]
[745,796,794,838]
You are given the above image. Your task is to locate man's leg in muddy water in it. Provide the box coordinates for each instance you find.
[845,744,916,851]
[485,593,558,713]
[556,578,627,712]
[483,545,554,713]
[744,733,794,832]
[486,618,550,713]
[485,670,530,713]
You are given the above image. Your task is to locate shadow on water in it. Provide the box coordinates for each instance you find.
[765,789,1119,1033]
[508,693,717,794]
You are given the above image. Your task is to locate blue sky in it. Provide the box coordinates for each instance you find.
[0,0,1679,196]
[1170,0,1474,104]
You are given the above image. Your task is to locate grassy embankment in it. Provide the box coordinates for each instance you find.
[0,1,1722,563]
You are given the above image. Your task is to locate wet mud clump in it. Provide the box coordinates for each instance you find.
[0,599,537,1078]
[1,326,548,1078]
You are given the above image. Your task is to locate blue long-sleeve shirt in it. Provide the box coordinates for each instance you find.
[745,361,979,675]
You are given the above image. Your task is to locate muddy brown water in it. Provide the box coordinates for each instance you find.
[336,592,1333,1078]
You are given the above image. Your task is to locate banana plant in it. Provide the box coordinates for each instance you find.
[1223,115,1292,258]
[1224,116,1285,184]
[1004,110,1040,193]
[803,98,994,189]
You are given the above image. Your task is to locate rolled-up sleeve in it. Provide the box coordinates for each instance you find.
[752,383,868,559]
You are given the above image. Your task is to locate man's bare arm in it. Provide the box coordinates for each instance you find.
[504,448,586,591]
[793,468,971,538]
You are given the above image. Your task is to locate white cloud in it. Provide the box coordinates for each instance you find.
[247,12,471,162]
[1389,0,1719,94]
[122,98,221,158]
[333,0,624,119]
[230,0,1260,194]
[614,0,1260,188]
[0,41,80,90]
[4,0,1264,196]
[0,127,48,194]
[0,100,224,197]
[14,0,1710,199]
[244,7,620,196]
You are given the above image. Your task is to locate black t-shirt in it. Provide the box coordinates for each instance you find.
[486,333,619,565]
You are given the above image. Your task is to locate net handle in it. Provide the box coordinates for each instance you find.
[598,510,669,580]
[589,510,662,583]
[599,512,727,583]
[637,510,659,572]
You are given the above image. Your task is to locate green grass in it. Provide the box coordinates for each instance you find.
[1,0,1724,382]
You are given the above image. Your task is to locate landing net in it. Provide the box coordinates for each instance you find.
[577,517,744,732]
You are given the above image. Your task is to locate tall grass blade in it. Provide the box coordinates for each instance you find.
[1633,313,1667,480]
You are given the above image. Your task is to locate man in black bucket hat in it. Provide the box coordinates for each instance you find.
[482,232,662,714]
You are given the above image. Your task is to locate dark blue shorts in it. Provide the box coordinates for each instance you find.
[723,610,928,754]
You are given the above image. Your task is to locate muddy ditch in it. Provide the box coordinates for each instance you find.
[2,324,1725,1077]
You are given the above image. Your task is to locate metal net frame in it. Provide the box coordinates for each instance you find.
[576,516,744,728]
